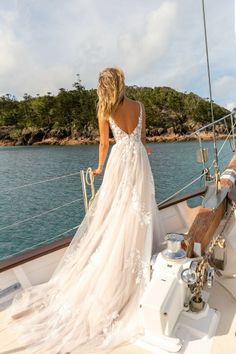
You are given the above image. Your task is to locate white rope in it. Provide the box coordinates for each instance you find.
[0,197,83,232]
[0,224,80,261]
[85,167,96,208]
[0,171,82,193]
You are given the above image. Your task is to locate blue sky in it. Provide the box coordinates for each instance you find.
[0,0,235,109]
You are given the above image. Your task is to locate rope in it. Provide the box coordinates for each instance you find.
[0,171,82,194]
[85,167,96,208]
[0,224,80,261]
[0,197,83,232]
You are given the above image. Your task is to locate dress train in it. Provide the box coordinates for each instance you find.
[6,101,165,353]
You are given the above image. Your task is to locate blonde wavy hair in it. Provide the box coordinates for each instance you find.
[97,67,125,121]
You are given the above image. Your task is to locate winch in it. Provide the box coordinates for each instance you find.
[138,232,221,352]
[162,233,186,261]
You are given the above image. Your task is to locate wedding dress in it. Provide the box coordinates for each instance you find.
[6,101,165,354]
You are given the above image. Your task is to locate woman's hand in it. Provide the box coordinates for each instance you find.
[92,167,103,176]
[146,145,153,155]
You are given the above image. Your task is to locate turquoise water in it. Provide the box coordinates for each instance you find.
[0,140,233,260]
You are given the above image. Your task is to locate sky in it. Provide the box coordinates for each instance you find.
[0,0,236,110]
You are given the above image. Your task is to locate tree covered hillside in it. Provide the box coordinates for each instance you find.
[0,76,230,145]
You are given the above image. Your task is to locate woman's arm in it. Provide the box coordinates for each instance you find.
[140,102,152,155]
[93,117,110,176]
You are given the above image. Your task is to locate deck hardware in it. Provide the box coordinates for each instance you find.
[181,268,197,285]
[190,295,205,312]
[80,167,96,213]
[196,148,208,164]
[206,267,215,288]
[162,233,186,260]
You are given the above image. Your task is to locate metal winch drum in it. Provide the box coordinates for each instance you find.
[162,233,186,260]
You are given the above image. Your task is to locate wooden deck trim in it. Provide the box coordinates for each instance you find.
[158,186,207,210]
[0,235,73,273]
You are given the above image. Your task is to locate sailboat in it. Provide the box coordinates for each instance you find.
[0,1,236,353]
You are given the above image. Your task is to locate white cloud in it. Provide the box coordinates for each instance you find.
[214,76,236,96]
[213,75,236,109]
[118,1,178,77]
[0,0,235,110]
[0,9,23,75]
[226,102,236,111]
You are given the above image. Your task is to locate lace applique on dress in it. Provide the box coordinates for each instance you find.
[102,311,123,345]
[100,249,150,346]
[87,245,103,268]
[124,248,150,288]
[131,186,152,226]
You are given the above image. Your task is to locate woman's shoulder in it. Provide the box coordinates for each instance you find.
[125,97,142,107]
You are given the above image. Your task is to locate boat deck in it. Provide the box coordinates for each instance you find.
[1,276,236,354]
[0,310,151,354]
[1,222,236,354]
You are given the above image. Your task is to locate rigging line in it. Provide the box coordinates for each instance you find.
[201,0,221,192]
[0,197,83,232]
[224,119,234,152]
[157,171,207,207]
[202,0,216,143]
[212,150,235,169]
[207,122,236,172]
[217,127,236,156]
[0,224,80,262]
[191,113,231,136]
[154,118,234,200]
[0,171,82,194]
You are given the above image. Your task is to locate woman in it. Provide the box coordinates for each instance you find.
[93,67,153,177]
[6,67,165,354]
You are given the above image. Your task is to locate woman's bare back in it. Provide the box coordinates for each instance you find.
[110,97,141,135]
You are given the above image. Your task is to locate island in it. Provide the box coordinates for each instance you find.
[0,78,230,146]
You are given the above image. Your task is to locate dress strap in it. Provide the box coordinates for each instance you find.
[138,101,142,124]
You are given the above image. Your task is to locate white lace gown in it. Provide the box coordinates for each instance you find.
[6,102,165,354]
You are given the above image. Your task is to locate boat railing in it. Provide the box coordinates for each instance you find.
[193,112,233,134]
[0,171,85,262]
[0,170,82,194]
[190,110,236,171]
[159,110,236,207]
[0,165,97,262]
[193,111,236,158]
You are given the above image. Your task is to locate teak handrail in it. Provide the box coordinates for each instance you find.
[158,186,207,210]
[0,236,73,273]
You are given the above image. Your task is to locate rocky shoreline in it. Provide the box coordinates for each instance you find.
[0,133,231,146]
[0,124,232,146]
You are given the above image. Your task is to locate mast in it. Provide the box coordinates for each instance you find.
[201,0,221,192]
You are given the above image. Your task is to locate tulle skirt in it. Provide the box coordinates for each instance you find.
[6,140,165,353]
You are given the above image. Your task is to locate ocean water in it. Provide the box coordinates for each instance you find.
[0,140,233,260]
